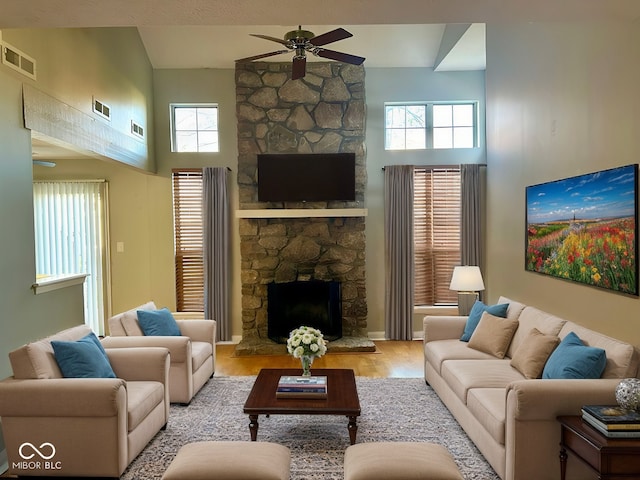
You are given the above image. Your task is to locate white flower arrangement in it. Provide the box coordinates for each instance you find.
[286,326,328,359]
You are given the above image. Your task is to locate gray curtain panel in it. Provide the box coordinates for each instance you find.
[384,165,415,340]
[203,167,230,341]
[461,163,483,299]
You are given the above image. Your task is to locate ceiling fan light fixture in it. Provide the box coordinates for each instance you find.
[285,27,314,43]
[236,25,365,80]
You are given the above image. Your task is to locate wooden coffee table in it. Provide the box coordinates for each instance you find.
[243,368,361,444]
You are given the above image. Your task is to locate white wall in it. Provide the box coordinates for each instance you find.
[485,21,640,346]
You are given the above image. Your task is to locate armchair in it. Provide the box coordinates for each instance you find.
[0,324,170,478]
[102,301,216,404]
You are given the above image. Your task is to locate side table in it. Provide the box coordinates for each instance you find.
[557,415,640,480]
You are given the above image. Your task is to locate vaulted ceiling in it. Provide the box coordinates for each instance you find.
[5,0,639,160]
[2,0,639,71]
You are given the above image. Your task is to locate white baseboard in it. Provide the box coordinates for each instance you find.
[368,331,385,340]
[367,331,424,341]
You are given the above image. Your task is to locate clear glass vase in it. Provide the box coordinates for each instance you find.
[300,355,314,376]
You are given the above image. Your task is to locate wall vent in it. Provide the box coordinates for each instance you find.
[131,120,144,138]
[1,41,36,80]
[92,97,111,121]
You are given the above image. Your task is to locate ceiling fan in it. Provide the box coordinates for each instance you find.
[235,26,365,80]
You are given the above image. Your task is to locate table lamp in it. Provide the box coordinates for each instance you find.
[449,266,485,316]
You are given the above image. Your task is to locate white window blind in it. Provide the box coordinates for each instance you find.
[172,169,204,312]
[33,181,108,334]
[414,167,461,305]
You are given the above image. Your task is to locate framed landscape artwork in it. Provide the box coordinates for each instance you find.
[526,164,638,296]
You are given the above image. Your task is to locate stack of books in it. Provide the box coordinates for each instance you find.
[581,405,640,438]
[276,375,328,399]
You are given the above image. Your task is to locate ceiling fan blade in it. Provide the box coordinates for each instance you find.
[250,33,291,47]
[315,49,365,65]
[309,27,353,46]
[292,56,307,80]
[235,50,289,62]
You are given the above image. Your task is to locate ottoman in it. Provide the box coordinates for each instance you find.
[162,441,291,480]
[344,442,464,480]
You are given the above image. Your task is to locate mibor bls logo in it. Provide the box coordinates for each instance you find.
[13,442,62,471]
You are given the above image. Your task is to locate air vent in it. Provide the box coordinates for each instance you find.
[131,120,144,138]
[1,41,36,80]
[93,97,111,121]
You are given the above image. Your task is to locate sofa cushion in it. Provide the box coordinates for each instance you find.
[497,296,527,321]
[466,388,506,445]
[137,308,181,336]
[126,380,165,432]
[51,333,117,378]
[425,339,496,375]
[441,359,524,404]
[110,301,156,336]
[506,306,567,359]
[559,321,638,379]
[460,301,510,342]
[9,324,94,379]
[543,331,606,379]
[510,328,560,379]
[191,341,213,371]
[468,313,519,358]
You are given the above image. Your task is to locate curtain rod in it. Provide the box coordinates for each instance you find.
[172,167,232,172]
[381,164,487,171]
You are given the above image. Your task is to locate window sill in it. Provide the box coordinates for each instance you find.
[32,273,88,295]
[414,305,459,316]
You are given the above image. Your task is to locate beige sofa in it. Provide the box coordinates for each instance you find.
[423,296,639,480]
[103,301,216,404]
[0,324,170,478]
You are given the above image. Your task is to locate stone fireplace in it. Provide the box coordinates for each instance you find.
[235,61,374,354]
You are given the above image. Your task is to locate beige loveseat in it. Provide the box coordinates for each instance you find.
[0,324,170,478]
[423,296,639,480]
[102,301,216,404]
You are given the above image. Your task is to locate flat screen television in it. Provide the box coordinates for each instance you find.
[257,153,356,202]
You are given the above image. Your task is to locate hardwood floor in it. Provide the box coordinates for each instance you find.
[214,340,424,378]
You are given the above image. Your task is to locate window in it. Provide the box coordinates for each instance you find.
[170,104,219,152]
[385,102,477,150]
[414,167,461,305]
[33,181,109,334]
[172,169,204,312]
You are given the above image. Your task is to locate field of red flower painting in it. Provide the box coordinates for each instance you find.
[526,217,636,294]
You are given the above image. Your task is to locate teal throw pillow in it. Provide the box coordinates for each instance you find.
[51,333,116,378]
[137,307,181,336]
[83,331,109,358]
[542,331,607,379]
[460,301,509,342]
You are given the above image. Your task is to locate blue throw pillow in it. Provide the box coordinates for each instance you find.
[542,331,607,379]
[137,308,181,336]
[460,301,509,342]
[52,334,116,378]
[83,331,109,358]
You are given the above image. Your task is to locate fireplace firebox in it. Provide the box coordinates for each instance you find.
[267,280,342,344]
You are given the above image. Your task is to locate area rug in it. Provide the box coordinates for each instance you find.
[122,376,500,479]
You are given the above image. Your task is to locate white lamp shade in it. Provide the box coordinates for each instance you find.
[449,266,485,292]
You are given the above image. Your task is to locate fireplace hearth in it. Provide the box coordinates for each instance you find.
[267,280,342,343]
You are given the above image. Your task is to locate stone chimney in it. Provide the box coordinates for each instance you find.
[235,61,373,354]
